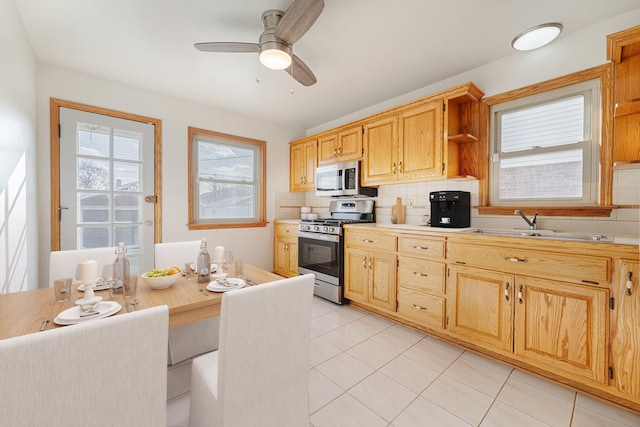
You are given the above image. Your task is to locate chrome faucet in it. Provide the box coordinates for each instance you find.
[514,210,538,230]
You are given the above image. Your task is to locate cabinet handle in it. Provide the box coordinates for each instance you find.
[398,161,403,173]
[362,256,367,269]
[412,303,427,311]
[337,146,342,157]
[368,258,372,269]
[362,239,374,243]
[504,256,528,263]
[303,176,307,184]
[504,282,510,301]
[413,271,428,277]
[392,163,396,174]
[627,271,633,296]
[518,284,523,304]
[412,245,429,250]
[333,148,337,157]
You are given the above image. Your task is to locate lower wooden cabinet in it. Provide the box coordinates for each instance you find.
[610,259,640,398]
[448,265,514,353]
[514,275,608,384]
[273,221,298,278]
[344,247,397,313]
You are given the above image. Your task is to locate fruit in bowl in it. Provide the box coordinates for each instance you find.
[140,266,181,289]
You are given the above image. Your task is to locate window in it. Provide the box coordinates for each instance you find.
[188,127,266,229]
[489,79,600,206]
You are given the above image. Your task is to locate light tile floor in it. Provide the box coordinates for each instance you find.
[167,296,640,427]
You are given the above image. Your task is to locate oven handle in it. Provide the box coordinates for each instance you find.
[297,231,340,243]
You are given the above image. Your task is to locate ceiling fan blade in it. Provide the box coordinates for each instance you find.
[285,54,317,86]
[275,0,324,45]
[194,42,259,53]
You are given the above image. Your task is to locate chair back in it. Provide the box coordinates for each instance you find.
[0,305,169,426]
[49,247,117,286]
[218,274,314,426]
[154,240,201,268]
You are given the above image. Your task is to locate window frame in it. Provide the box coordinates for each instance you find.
[489,79,600,206]
[478,63,614,217]
[187,127,267,230]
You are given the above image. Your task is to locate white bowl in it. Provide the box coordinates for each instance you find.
[140,272,180,289]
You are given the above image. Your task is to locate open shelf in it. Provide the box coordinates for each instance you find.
[448,133,478,144]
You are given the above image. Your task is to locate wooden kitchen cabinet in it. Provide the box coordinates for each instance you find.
[289,137,317,192]
[273,221,298,277]
[344,229,397,312]
[448,265,514,353]
[361,83,483,186]
[397,235,447,330]
[514,275,608,384]
[610,259,640,398]
[318,125,363,165]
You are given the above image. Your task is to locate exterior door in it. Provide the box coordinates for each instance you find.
[57,107,156,274]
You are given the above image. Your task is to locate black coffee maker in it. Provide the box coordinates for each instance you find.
[429,191,471,228]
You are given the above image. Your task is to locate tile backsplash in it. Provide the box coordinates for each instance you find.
[274,169,640,237]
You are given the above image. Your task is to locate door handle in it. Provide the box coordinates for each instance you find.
[57,205,69,221]
[144,220,153,227]
[144,195,157,203]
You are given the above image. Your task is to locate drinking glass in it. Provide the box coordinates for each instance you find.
[222,251,234,275]
[53,278,72,302]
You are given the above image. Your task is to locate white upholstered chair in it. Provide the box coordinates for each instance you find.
[0,305,169,427]
[188,273,315,427]
[155,241,221,368]
[49,246,117,286]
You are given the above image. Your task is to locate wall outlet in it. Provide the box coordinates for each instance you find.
[407,199,414,208]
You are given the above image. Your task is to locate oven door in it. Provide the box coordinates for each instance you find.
[297,231,343,303]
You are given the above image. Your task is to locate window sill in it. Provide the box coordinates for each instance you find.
[476,206,615,217]
[187,221,268,230]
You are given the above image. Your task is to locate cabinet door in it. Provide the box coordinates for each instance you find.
[514,276,608,384]
[369,251,397,312]
[289,142,305,192]
[318,133,338,165]
[610,259,639,397]
[286,239,299,277]
[337,126,363,162]
[273,236,290,276]
[362,115,398,185]
[344,248,368,303]
[448,265,514,353]
[302,139,317,190]
[398,100,443,180]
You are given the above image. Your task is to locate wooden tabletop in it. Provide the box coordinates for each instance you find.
[0,264,284,340]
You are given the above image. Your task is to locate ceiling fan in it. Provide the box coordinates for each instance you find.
[194,0,324,86]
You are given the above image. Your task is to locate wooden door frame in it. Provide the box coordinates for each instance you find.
[50,98,163,251]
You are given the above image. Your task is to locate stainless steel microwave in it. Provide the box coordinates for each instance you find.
[315,161,378,197]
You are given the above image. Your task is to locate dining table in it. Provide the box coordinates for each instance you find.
[0,263,284,340]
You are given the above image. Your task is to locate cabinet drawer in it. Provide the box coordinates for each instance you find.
[398,257,445,294]
[398,236,445,260]
[345,231,397,252]
[397,288,445,330]
[275,222,298,237]
[448,243,610,284]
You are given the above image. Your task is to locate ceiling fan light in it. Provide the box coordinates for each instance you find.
[512,23,563,51]
[260,48,292,70]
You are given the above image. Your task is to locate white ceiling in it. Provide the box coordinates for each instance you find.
[14,0,640,130]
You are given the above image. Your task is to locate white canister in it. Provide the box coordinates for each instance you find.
[78,259,98,284]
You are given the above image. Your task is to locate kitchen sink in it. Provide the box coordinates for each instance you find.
[462,228,611,242]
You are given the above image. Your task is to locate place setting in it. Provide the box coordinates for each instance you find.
[52,260,122,326]
[205,250,247,293]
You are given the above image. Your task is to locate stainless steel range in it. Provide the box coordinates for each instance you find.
[297,199,375,304]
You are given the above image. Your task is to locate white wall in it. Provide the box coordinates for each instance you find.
[36,64,304,286]
[0,0,38,293]
[302,9,640,238]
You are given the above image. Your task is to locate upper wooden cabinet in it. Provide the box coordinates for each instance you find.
[289,137,317,192]
[318,125,363,165]
[361,83,483,186]
[607,25,640,163]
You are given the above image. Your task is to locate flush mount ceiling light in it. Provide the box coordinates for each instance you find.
[259,38,292,70]
[512,23,563,51]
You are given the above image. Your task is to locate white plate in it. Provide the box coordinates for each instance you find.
[206,278,246,292]
[77,282,112,292]
[54,301,122,325]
